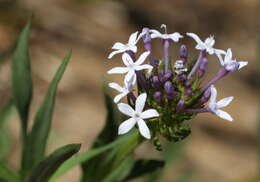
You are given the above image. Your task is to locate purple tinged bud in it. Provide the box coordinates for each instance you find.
[152,76,161,90]
[142,28,152,51]
[199,87,211,104]
[176,74,187,82]
[185,89,193,96]
[154,91,162,105]
[164,81,174,94]
[198,57,208,78]
[162,70,173,82]
[185,81,192,88]
[176,99,185,113]
[180,45,188,63]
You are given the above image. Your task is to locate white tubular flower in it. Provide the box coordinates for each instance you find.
[117,93,159,139]
[174,60,187,74]
[107,51,153,82]
[216,48,248,72]
[186,32,219,55]
[207,85,234,122]
[108,75,136,103]
[108,32,140,59]
[150,24,183,42]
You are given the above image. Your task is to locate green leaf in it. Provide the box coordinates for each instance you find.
[24,51,72,172]
[49,132,134,182]
[102,156,135,182]
[125,160,165,181]
[81,91,118,181]
[0,163,20,182]
[12,19,33,140]
[27,144,81,182]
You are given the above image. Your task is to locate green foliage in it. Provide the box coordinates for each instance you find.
[0,163,20,182]
[24,51,72,172]
[27,144,81,182]
[12,19,33,140]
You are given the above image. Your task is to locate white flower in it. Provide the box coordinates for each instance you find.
[216,48,248,72]
[108,32,140,59]
[107,51,153,82]
[186,33,221,55]
[207,85,234,121]
[150,24,183,42]
[108,75,136,103]
[117,93,159,139]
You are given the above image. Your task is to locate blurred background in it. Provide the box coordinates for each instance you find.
[0,0,259,181]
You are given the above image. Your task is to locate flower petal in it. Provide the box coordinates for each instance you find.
[135,51,150,65]
[125,69,135,82]
[205,36,215,47]
[118,118,137,135]
[216,51,225,65]
[107,67,129,74]
[238,61,248,70]
[141,109,159,119]
[122,53,134,66]
[224,48,232,63]
[215,109,233,122]
[137,119,151,139]
[112,42,125,50]
[186,32,204,45]
[135,64,153,71]
[169,32,183,42]
[209,85,217,106]
[114,93,127,103]
[128,31,138,45]
[117,103,135,117]
[108,82,124,92]
[109,48,126,59]
[135,93,147,113]
[217,96,233,108]
[150,29,162,39]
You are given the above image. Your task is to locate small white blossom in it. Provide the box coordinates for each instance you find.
[107,51,153,82]
[174,60,187,74]
[216,48,248,72]
[108,76,135,103]
[108,32,141,59]
[117,93,159,139]
[186,33,223,55]
[207,85,234,121]
[150,24,183,42]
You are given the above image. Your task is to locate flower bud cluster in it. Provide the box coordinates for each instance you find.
[107,25,248,149]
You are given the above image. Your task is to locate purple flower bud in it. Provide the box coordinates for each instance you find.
[199,87,211,104]
[185,89,193,96]
[198,57,208,78]
[162,70,173,82]
[152,76,161,90]
[180,45,188,63]
[185,81,192,88]
[136,71,148,90]
[142,28,152,51]
[154,91,162,105]
[176,74,187,82]
[176,99,185,113]
[164,81,174,94]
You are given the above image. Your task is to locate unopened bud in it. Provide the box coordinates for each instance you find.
[180,45,188,63]
[162,70,173,82]
[154,91,162,105]
[198,57,208,77]
[152,76,161,90]
[185,89,193,96]
[199,86,211,104]
[164,81,174,94]
[176,99,185,113]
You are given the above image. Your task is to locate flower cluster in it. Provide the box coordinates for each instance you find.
[107,25,248,149]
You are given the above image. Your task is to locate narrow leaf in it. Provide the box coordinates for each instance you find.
[25,51,72,171]
[125,160,165,181]
[11,19,33,141]
[27,144,81,182]
[49,133,132,182]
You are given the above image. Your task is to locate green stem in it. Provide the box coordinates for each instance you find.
[0,163,21,182]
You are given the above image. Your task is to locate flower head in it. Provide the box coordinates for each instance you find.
[150,24,183,42]
[187,33,218,55]
[216,48,248,72]
[117,93,159,139]
[108,32,141,59]
[207,85,233,121]
[107,51,153,82]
